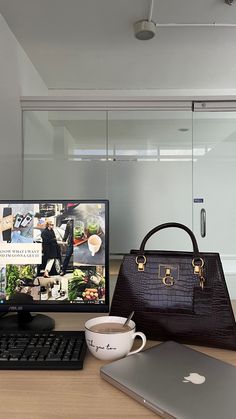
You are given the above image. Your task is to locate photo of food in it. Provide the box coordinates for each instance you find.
[68,266,105,303]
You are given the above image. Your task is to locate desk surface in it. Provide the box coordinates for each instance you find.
[1,304,236,419]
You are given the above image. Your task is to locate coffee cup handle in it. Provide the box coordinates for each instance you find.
[127,332,146,356]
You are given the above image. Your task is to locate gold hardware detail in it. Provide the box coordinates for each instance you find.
[135,255,147,271]
[192,258,205,289]
[199,277,205,290]
[194,265,201,274]
[162,267,175,287]
[192,257,204,269]
[162,276,174,287]
[158,264,179,282]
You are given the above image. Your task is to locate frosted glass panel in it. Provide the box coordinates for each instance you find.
[23,161,107,200]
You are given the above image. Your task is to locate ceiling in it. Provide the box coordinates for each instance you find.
[1,0,236,91]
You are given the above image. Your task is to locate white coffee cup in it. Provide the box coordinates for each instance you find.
[85,316,146,361]
[88,234,102,256]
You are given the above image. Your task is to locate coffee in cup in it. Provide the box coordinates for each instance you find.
[89,322,132,334]
[85,316,146,361]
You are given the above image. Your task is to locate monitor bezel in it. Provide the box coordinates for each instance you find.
[0,199,109,313]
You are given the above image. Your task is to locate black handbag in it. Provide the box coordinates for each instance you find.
[110,222,236,350]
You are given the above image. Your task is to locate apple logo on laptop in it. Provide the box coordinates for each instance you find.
[183,372,206,385]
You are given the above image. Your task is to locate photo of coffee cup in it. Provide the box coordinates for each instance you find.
[85,316,146,361]
[88,234,102,256]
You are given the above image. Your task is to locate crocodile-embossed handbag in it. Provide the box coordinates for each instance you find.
[110,222,236,350]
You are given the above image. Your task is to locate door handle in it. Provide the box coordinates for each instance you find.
[200,208,206,238]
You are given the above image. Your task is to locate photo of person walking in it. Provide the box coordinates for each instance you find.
[60,219,73,276]
[41,220,60,278]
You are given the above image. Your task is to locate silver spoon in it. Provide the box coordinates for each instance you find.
[123,310,135,327]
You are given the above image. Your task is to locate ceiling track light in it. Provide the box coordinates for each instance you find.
[134,0,156,40]
[133,0,236,40]
[133,19,156,40]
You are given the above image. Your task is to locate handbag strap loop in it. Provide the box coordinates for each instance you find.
[139,222,200,258]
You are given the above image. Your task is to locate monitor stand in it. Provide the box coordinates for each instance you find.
[0,312,55,331]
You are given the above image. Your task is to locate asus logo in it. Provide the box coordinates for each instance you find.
[8,306,23,311]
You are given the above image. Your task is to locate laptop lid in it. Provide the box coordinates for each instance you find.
[100,341,236,419]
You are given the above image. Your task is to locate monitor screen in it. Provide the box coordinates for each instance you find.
[0,200,109,330]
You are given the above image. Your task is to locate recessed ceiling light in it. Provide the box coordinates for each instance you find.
[178,128,189,132]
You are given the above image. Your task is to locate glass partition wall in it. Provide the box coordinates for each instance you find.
[22,101,236,297]
[23,108,193,254]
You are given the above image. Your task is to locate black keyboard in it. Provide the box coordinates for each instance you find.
[0,331,87,370]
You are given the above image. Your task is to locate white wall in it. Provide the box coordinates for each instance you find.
[0,15,48,199]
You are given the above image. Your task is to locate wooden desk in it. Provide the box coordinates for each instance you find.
[1,304,236,419]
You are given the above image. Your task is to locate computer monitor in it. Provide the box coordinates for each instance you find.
[0,200,109,330]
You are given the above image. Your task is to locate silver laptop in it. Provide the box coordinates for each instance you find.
[100,341,236,419]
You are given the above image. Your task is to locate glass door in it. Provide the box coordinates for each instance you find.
[193,104,236,296]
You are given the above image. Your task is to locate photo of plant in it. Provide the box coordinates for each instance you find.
[5,264,37,299]
[0,266,6,300]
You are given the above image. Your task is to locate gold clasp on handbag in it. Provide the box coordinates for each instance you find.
[199,276,205,290]
[192,258,205,289]
[162,267,174,287]
[135,255,147,271]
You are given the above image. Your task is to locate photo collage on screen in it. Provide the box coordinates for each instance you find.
[0,202,106,305]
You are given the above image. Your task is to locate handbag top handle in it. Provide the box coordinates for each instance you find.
[139,222,200,259]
